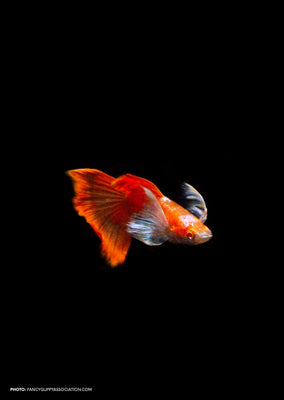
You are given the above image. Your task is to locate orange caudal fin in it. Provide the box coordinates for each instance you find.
[115,173,164,198]
[67,169,131,267]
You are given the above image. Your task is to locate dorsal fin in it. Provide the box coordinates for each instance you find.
[126,188,169,245]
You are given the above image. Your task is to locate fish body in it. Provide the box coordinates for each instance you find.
[67,169,212,267]
[159,196,212,245]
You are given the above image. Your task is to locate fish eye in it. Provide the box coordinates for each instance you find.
[186,231,194,239]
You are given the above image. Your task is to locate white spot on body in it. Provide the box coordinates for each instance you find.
[161,196,171,203]
[179,214,192,227]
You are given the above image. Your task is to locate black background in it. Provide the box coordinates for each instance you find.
[5,6,264,396]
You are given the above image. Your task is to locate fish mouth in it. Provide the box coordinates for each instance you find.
[196,229,213,244]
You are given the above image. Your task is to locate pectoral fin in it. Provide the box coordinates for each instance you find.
[182,183,208,222]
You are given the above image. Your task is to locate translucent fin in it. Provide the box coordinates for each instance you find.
[126,188,169,246]
[67,169,131,267]
[182,183,208,222]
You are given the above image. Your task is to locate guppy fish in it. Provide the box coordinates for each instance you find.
[67,169,212,267]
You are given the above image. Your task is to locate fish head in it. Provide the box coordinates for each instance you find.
[180,214,212,245]
[186,223,212,245]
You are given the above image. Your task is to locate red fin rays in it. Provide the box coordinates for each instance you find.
[100,227,131,266]
[67,169,131,267]
[115,174,163,198]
